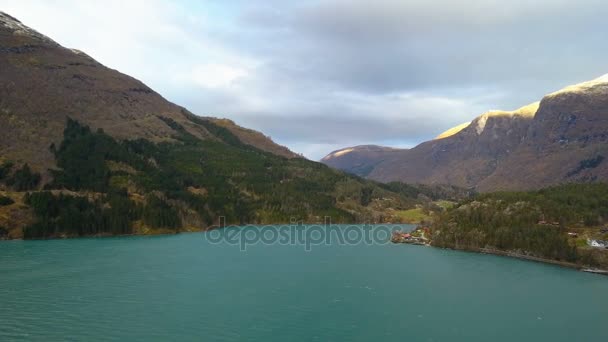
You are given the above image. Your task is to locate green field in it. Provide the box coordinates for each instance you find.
[395,208,430,223]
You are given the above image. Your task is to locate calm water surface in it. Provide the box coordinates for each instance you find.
[1,225,607,341]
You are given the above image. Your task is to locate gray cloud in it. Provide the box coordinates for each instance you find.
[252,0,608,93]
[2,0,608,160]
[197,0,608,159]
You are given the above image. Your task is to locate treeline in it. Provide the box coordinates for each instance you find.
[24,191,137,238]
[431,200,577,262]
[23,190,181,238]
[385,182,473,202]
[0,161,41,191]
[42,118,409,230]
[472,183,608,226]
[142,194,181,229]
[19,117,440,238]
[430,183,608,264]
[49,118,148,192]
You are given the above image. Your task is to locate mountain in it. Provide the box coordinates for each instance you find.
[322,76,608,192]
[321,145,402,177]
[0,12,421,239]
[0,12,296,174]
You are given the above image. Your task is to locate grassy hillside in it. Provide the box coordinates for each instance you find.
[430,183,608,268]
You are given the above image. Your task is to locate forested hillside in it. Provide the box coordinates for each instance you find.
[0,118,439,239]
[430,184,608,268]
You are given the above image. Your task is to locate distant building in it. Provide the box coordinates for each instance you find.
[588,239,608,248]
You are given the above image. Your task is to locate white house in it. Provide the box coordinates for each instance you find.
[588,239,608,248]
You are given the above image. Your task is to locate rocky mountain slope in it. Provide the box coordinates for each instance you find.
[0,11,295,175]
[322,76,608,192]
[0,12,419,239]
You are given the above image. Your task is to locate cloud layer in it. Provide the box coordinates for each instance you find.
[1,0,607,159]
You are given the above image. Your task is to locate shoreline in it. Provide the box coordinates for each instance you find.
[391,226,608,276]
[1,222,412,241]
[431,244,608,276]
[0,227,208,241]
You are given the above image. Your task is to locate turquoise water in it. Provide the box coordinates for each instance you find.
[1,224,607,341]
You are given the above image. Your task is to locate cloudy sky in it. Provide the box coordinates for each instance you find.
[1,0,606,159]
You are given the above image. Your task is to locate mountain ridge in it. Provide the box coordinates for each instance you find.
[321,145,403,177]
[322,77,608,191]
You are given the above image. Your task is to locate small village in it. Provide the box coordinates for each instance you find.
[391,226,430,246]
